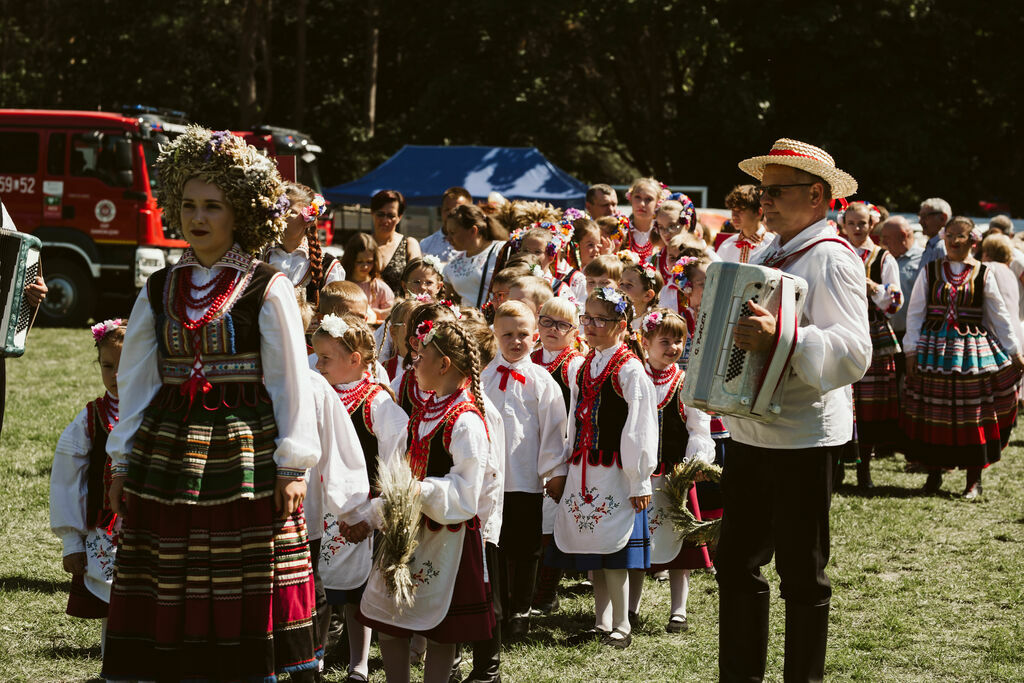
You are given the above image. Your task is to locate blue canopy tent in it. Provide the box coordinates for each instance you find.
[324,145,587,207]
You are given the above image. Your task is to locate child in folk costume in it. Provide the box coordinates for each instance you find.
[583,254,624,297]
[311,313,408,682]
[623,177,669,263]
[531,297,586,613]
[508,275,555,321]
[507,224,575,299]
[596,214,629,255]
[49,319,126,654]
[902,217,1024,498]
[620,262,663,332]
[564,218,602,301]
[546,288,658,649]
[392,301,460,416]
[840,202,904,488]
[651,197,698,281]
[717,184,775,264]
[481,301,568,637]
[357,321,495,683]
[264,182,343,308]
[376,297,422,381]
[398,256,445,299]
[638,309,717,633]
[103,127,320,681]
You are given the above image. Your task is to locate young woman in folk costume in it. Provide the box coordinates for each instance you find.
[264,181,344,308]
[651,196,697,281]
[358,321,495,683]
[312,313,409,683]
[545,287,658,650]
[623,177,670,263]
[564,218,602,302]
[839,202,904,488]
[103,127,321,681]
[637,309,717,634]
[49,319,126,655]
[902,217,1024,498]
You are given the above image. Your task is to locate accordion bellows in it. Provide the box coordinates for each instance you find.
[0,230,41,358]
[681,262,808,423]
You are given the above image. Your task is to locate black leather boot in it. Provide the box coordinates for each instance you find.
[462,620,501,683]
[719,590,770,682]
[856,452,874,489]
[783,601,829,683]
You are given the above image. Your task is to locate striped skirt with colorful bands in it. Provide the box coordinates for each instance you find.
[901,326,1020,469]
[852,352,901,447]
[102,384,318,681]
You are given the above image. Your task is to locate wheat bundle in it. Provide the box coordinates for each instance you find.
[658,459,723,547]
[495,200,562,232]
[373,455,423,610]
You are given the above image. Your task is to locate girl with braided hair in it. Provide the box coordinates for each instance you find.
[545,287,657,650]
[390,301,459,416]
[358,320,494,683]
[265,182,344,308]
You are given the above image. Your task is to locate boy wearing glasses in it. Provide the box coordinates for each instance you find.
[482,301,568,639]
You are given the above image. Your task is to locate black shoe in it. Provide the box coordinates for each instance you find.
[506,615,530,639]
[345,672,369,683]
[628,611,639,627]
[665,614,689,633]
[602,629,632,649]
[922,471,942,494]
[530,595,559,615]
[857,464,874,489]
[565,627,609,645]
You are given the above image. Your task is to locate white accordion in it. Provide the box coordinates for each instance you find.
[0,229,42,358]
[680,262,807,423]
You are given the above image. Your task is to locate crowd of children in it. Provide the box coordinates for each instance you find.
[46,126,1021,682]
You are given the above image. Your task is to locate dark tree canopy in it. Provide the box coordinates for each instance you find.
[1,0,1019,214]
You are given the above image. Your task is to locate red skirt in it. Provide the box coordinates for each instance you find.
[101,495,318,681]
[359,522,495,644]
[67,574,108,619]
[651,486,713,571]
[853,353,901,447]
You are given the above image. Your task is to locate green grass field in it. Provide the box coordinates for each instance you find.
[2,328,1023,682]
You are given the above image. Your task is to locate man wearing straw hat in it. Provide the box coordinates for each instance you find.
[718,139,872,682]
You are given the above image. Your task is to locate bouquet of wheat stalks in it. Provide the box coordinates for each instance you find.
[373,455,424,610]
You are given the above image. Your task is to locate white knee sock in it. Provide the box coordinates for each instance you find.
[604,568,630,635]
[378,632,412,683]
[669,569,690,618]
[591,569,612,631]
[344,604,371,678]
[423,639,457,683]
[627,568,646,614]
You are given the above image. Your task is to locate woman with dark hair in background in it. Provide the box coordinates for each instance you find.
[444,204,509,308]
[371,190,421,292]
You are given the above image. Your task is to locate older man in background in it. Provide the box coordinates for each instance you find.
[880,215,924,342]
[584,183,618,218]
[918,197,952,267]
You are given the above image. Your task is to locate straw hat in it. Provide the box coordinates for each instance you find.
[738,138,858,199]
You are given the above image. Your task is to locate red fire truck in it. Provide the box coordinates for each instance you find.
[0,107,329,326]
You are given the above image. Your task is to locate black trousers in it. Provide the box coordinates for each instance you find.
[497,492,543,617]
[464,541,501,682]
[715,441,835,683]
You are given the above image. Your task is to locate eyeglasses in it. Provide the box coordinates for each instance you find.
[754,183,815,200]
[656,221,683,235]
[579,314,619,328]
[374,211,400,220]
[539,315,575,333]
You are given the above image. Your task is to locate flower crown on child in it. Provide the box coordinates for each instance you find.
[595,287,629,315]
[416,320,437,346]
[611,214,630,242]
[642,310,664,333]
[669,256,699,290]
[636,261,659,288]
[300,193,327,222]
[439,299,463,320]
[91,318,124,345]
[319,314,350,338]
[420,254,444,274]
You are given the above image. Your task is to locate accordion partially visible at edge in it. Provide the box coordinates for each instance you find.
[0,229,42,358]
[680,261,808,423]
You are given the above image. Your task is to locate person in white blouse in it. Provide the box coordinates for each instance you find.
[902,218,1024,499]
[838,202,904,489]
[723,139,872,683]
[481,301,568,638]
[979,233,1024,345]
[716,184,776,264]
[102,127,321,681]
[443,204,508,308]
[419,187,471,272]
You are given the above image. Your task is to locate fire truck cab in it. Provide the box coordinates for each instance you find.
[0,106,189,326]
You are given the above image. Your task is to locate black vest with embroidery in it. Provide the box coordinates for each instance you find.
[655,384,690,477]
[570,351,631,467]
[532,348,580,413]
[85,399,113,529]
[349,386,383,492]
[923,260,987,332]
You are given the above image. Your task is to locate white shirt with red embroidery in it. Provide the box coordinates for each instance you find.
[716,226,777,264]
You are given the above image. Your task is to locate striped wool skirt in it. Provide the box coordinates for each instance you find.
[101,384,318,681]
[901,325,1020,469]
[852,351,901,447]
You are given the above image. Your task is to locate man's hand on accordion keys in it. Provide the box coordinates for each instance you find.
[24,276,47,308]
[733,299,777,353]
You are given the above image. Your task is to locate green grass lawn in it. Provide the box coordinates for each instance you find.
[3,328,1024,682]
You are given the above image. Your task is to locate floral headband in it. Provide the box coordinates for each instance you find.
[595,287,629,315]
[636,261,659,288]
[439,299,463,320]
[319,314,350,338]
[420,254,444,274]
[91,318,124,344]
[414,292,434,303]
[416,320,437,346]
[616,250,641,266]
[300,194,327,222]
[561,207,588,223]
[610,213,630,242]
[642,310,664,333]
[669,256,699,290]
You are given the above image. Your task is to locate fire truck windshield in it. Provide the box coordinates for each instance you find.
[297,153,323,194]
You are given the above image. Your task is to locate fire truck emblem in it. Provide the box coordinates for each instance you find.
[94,199,116,224]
